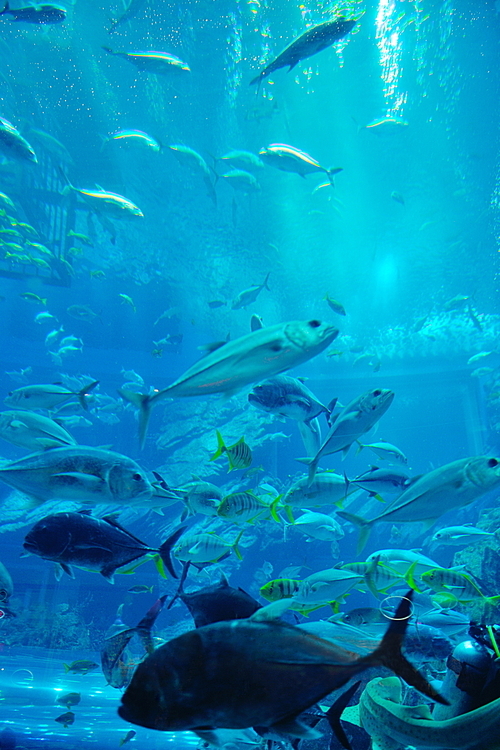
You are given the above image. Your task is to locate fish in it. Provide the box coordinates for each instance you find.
[363,116,409,131]
[358,674,500,750]
[355,440,407,464]
[105,129,161,152]
[282,471,351,509]
[231,272,270,309]
[118,593,445,736]
[219,150,265,173]
[54,711,75,728]
[341,607,386,627]
[467,303,483,331]
[217,491,270,524]
[5,366,32,383]
[390,190,405,205]
[19,292,45,304]
[128,585,154,594]
[467,351,494,365]
[222,170,260,194]
[102,596,167,688]
[338,456,500,552]
[67,230,94,246]
[0,2,66,23]
[292,568,364,608]
[108,0,146,32]
[0,561,13,603]
[62,183,144,219]
[443,294,472,311]
[119,730,136,746]
[179,480,223,518]
[250,17,357,86]
[208,300,226,309]
[417,608,469,637]
[420,568,500,605]
[0,191,14,208]
[103,48,191,76]
[365,549,442,578]
[292,510,344,542]
[0,117,37,163]
[248,374,330,424]
[24,127,72,164]
[429,524,496,547]
[324,294,346,316]
[259,144,342,186]
[5,380,99,412]
[210,431,252,472]
[67,304,100,322]
[153,307,180,325]
[260,578,302,602]
[0,445,153,509]
[24,511,184,581]
[0,410,77,451]
[119,293,136,312]
[56,692,81,708]
[173,530,244,565]
[299,388,395,484]
[174,574,261,627]
[346,465,411,497]
[169,145,216,202]
[119,319,338,447]
[63,660,98,675]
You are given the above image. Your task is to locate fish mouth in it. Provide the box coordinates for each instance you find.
[323,325,339,343]
[23,539,39,554]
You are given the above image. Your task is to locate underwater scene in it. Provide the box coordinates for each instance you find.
[0,0,500,748]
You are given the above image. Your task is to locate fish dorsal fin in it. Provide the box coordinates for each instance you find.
[77,509,93,515]
[102,514,146,545]
[199,340,227,355]
[250,599,291,621]
[219,573,230,587]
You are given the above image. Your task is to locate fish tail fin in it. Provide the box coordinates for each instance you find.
[366,591,448,705]
[249,72,263,88]
[133,594,168,655]
[305,457,319,486]
[117,389,155,449]
[158,526,187,579]
[326,167,343,187]
[166,561,191,610]
[404,560,422,593]
[355,440,364,456]
[233,529,244,560]
[102,46,114,55]
[324,681,361,750]
[0,2,9,14]
[210,429,226,461]
[263,271,271,290]
[336,510,373,553]
[269,495,284,523]
[78,379,99,410]
[63,663,71,673]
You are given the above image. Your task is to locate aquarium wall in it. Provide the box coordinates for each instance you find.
[0,0,500,748]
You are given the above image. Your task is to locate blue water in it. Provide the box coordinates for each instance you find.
[0,0,499,747]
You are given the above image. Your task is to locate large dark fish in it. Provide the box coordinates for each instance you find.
[250,18,356,87]
[23,511,185,581]
[175,573,261,627]
[118,593,445,737]
[0,2,66,24]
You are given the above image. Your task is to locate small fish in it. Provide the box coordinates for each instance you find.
[470,367,494,378]
[259,143,342,186]
[5,366,32,383]
[90,269,106,279]
[0,410,77,451]
[103,48,191,76]
[0,2,66,24]
[250,17,356,87]
[430,525,495,547]
[222,169,260,194]
[153,307,180,325]
[54,711,75,728]
[105,129,161,152]
[443,294,471,311]
[128,585,154,594]
[119,730,137,746]
[219,150,264,173]
[63,660,98,675]
[347,465,411,496]
[0,117,37,163]
[356,440,408,464]
[61,180,144,219]
[5,380,99,412]
[67,230,94,246]
[208,300,226,309]
[324,294,346,316]
[173,530,244,564]
[232,272,270,309]
[467,351,493,365]
[67,304,99,322]
[19,292,46,305]
[217,491,269,524]
[119,294,136,312]
[364,116,409,131]
[421,568,500,606]
[260,578,301,602]
[174,574,261,628]
[467,303,482,331]
[56,692,81,708]
[0,190,14,208]
[210,430,252,471]
[390,191,405,205]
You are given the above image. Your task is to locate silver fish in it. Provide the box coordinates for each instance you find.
[339,456,500,551]
[119,319,338,447]
[0,410,77,451]
[5,380,99,412]
[0,445,153,508]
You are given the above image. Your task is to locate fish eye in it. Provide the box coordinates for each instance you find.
[270,344,282,352]
[373,389,382,396]
[488,458,499,467]
[132,473,143,481]
[0,589,6,601]
[7,392,12,397]
[308,320,321,328]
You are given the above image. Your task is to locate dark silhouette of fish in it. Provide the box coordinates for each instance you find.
[172,572,261,627]
[250,18,356,87]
